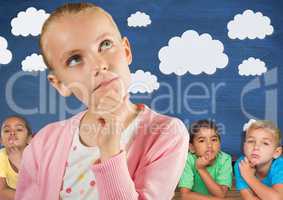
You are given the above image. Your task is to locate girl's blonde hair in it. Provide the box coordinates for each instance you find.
[247,120,282,147]
[39,3,120,69]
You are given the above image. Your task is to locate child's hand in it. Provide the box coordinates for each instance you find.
[95,97,129,162]
[90,77,126,113]
[90,79,133,162]
[239,157,256,181]
[7,147,22,170]
[196,152,215,170]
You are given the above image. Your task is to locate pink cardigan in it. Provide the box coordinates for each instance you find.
[15,106,189,200]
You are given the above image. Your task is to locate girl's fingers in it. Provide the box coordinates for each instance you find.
[98,93,129,117]
[204,154,209,161]
[103,89,122,102]
[249,160,256,168]
[200,156,208,164]
[203,152,213,161]
[97,98,119,112]
[244,157,255,167]
[97,90,118,106]
[97,90,124,110]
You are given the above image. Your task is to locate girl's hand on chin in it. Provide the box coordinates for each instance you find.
[239,157,256,181]
[91,80,131,162]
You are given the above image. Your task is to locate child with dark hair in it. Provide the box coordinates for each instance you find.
[0,116,32,200]
[179,120,233,200]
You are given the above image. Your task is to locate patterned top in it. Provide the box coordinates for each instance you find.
[60,113,141,199]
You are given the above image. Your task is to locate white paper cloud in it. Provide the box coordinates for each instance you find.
[127,11,151,27]
[129,70,159,93]
[11,7,50,37]
[243,119,256,132]
[238,57,267,76]
[227,10,273,40]
[158,30,229,76]
[0,36,12,65]
[21,53,47,72]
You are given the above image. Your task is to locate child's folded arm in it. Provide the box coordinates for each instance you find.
[244,176,282,200]
[180,187,226,200]
[0,177,15,200]
[240,189,260,200]
[272,184,283,199]
[197,168,228,198]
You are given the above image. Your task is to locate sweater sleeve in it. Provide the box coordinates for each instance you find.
[15,143,40,200]
[92,118,189,200]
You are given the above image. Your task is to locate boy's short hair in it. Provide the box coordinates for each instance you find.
[188,120,220,144]
[246,120,282,147]
[1,115,33,136]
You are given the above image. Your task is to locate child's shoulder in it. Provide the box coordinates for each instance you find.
[187,152,197,159]
[143,106,187,132]
[0,148,7,158]
[215,151,232,163]
[143,106,179,124]
[186,153,198,163]
[137,106,189,150]
[274,156,283,162]
[31,111,86,145]
[0,148,8,164]
[271,156,283,169]
[264,157,283,179]
[218,151,232,159]
[184,153,197,168]
[235,155,245,163]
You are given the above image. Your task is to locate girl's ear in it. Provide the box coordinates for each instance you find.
[189,143,195,153]
[273,146,282,159]
[121,37,132,65]
[48,74,72,97]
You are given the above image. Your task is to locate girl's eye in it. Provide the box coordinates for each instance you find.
[16,129,23,132]
[198,140,204,143]
[263,142,270,146]
[247,140,255,144]
[3,129,10,133]
[99,39,113,52]
[211,138,218,142]
[66,54,82,67]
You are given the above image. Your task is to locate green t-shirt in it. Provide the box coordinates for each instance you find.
[178,151,233,195]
